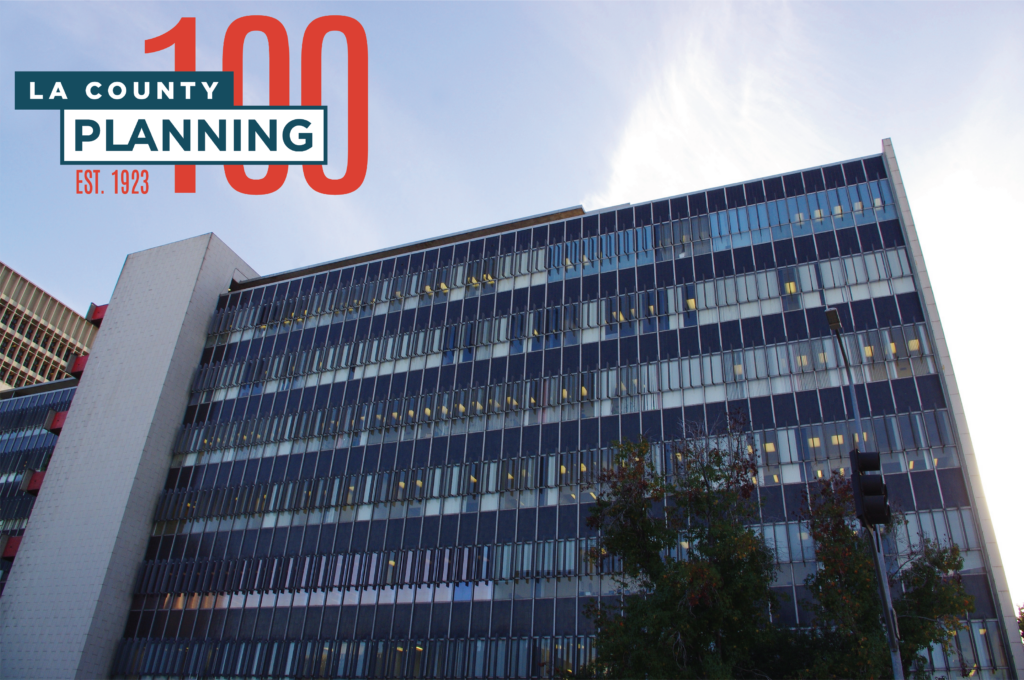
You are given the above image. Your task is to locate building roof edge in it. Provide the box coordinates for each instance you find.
[229,205,585,292]
[0,376,78,400]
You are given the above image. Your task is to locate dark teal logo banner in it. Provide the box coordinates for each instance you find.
[15,72,234,109]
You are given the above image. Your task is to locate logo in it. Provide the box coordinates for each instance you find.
[15,16,368,196]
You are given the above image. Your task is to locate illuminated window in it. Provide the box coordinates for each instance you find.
[908,339,920,352]
[784,281,798,294]
[831,434,844,445]
[808,437,821,447]
[764,442,776,453]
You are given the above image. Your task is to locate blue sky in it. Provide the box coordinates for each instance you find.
[2,2,1023,607]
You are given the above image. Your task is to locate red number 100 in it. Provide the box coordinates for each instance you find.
[145,16,368,196]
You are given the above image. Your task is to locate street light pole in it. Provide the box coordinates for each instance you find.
[825,308,905,680]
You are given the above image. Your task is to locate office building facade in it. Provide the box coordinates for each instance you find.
[0,262,97,390]
[2,140,1021,678]
[0,379,77,595]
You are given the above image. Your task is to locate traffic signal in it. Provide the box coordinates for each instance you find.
[851,449,891,525]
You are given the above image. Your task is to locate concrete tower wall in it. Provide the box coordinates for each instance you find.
[0,234,255,679]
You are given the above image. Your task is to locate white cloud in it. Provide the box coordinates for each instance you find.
[583,4,848,211]
[585,2,1024,607]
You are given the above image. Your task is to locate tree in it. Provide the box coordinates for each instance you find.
[580,427,777,679]
[799,473,893,679]
[800,472,973,679]
[893,536,974,677]
[581,426,978,680]
[583,432,978,679]
[1018,603,1024,644]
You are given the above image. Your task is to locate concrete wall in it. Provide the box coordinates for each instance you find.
[883,139,1024,676]
[0,234,255,679]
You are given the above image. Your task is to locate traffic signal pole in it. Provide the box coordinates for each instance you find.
[827,309,905,680]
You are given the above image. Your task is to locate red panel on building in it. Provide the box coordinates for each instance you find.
[1,536,21,560]
[86,303,107,327]
[68,354,89,379]
[45,409,68,435]
[26,471,45,496]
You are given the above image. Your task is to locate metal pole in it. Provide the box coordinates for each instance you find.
[832,327,905,680]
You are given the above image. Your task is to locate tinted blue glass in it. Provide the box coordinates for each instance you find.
[111,156,1004,678]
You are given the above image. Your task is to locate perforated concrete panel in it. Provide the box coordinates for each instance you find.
[0,234,255,679]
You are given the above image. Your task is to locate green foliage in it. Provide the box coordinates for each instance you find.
[795,472,973,679]
[581,431,776,678]
[800,473,891,678]
[894,537,974,677]
[584,441,978,680]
